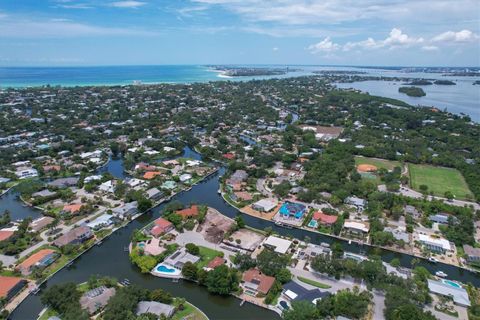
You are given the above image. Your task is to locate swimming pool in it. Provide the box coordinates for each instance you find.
[442,279,462,288]
[156,265,176,273]
[152,263,181,277]
[308,220,318,228]
[138,243,145,248]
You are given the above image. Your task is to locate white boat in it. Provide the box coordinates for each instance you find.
[435,271,448,278]
[428,257,439,263]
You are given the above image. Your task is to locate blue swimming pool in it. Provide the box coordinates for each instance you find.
[442,280,462,288]
[156,265,176,273]
[308,220,318,228]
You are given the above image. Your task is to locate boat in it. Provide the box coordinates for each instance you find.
[274,221,293,229]
[428,257,439,263]
[96,240,103,246]
[435,271,448,278]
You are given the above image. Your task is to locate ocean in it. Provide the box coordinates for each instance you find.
[0,65,478,121]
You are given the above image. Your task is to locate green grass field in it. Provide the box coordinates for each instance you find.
[196,246,223,269]
[354,157,401,171]
[408,164,473,200]
[297,276,331,289]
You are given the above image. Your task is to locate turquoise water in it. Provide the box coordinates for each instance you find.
[442,279,462,288]
[156,264,176,273]
[308,220,318,228]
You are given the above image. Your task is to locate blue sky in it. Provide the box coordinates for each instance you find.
[0,0,479,66]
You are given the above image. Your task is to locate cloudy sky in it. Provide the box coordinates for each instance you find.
[1,0,479,66]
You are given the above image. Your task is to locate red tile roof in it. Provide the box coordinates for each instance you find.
[313,212,338,225]
[0,230,14,242]
[242,269,275,295]
[207,257,225,269]
[143,171,162,180]
[0,276,25,298]
[222,153,235,160]
[16,249,56,271]
[150,218,173,237]
[63,203,83,214]
[176,205,199,219]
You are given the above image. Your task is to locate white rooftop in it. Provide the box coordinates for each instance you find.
[263,236,292,254]
[418,234,452,251]
[428,279,470,306]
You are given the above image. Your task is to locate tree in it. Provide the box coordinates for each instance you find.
[444,191,454,201]
[256,249,289,276]
[185,243,200,256]
[234,215,245,229]
[205,265,238,295]
[41,283,88,319]
[283,300,318,320]
[276,268,292,284]
[233,253,256,271]
[149,288,173,304]
[390,258,401,268]
[181,261,198,281]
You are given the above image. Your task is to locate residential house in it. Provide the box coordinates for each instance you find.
[418,234,452,253]
[161,181,177,190]
[263,236,292,254]
[86,214,114,230]
[29,216,54,232]
[344,220,370,235]
[53,226,93,247]
[112,201,138,219]
[163,248,200,270]
[16,249,58,276]
[99,180,116,193]
[80,286,116,315]
[15,168,38,179]
[310,212,337,228]
[136,301,175,318]
[150,218,174,237]
[252,199,278,212]
[179,173,192,183]
[242,269,275,296]
[279,202,307,220]
[176,205,199,219]
[48,177,79,188]
[429,214,455,225]
[62,203,83,215]
[463,245,480,263]
[32,189,56,198]
[281,281,329,306]
[404,205,421,219]
[143,171,163,180]
[345,196,367,211]
[145,188,163,201]
[0,276,27,301]
[204,257,226,271]
[427,279,470,307]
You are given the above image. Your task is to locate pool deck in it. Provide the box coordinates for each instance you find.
[151,263,182,279]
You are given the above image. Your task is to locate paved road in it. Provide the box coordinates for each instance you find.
[398,186,479,210]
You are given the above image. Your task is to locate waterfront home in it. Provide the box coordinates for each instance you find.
[281,281,329,306]
[141,237,165,256]
[53,226,93,247]
[278,201,307,220]
[299,243,331,260]
[16,249,58,276]
[0,229,14,242]
[135,162,157,172]
[62,203,83,215]
[80,286,116,314]
[143,171,163,180]
[161,180,177,190]
[43,165,61,173]
[145,187,163,201]
[242,268,275,296]
[150,218,174,237]
[32,189,56,198]
[252,198,278,212]
[179,173,192,183]
[176,205,199,219]
[418,234,452,253]
[84,175,102,184]
[86,214,114,230]
[0,177,11,184]
[112,201,138,219]
[309,211,337,228]
[29,216,54,233]
[48,177,79,188]
[427,279,470,307]
[136,301,175,318]
[232,191,253,202]
[384,226,410,243]
[263,236,292,254]
[125,178,146,189]
[226,170,248,187]
[99,180,116,193]
[345,196,367,211]
[163,248,200,270]
[343,220,370,235]
[463,245,480,263]
[0,276,27,301]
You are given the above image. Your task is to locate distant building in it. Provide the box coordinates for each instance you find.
[53,226,93,247]
[145,187,163,201]
[48,177,79,188]
[163,248,200,270]
[429,214,454,225]
[404,205,421,219]
[112,201,138,219]
[29,216,54,233]
[345,196,367,211]
[32,189,56,198]
[15,168,38,179]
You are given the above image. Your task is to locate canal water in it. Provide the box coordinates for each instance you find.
[5,147,480,320]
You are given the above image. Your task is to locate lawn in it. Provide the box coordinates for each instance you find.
[297,276,331,289]
[172,301,208,320]
[354,157,401,171]
[408,164,473,200]
[196,246,223,269]
[38,308,58,320]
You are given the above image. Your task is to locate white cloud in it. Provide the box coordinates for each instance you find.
[307,37,340,53]
[0,17,157,38]
[383,28,423,47]
[110,1,146,8]
[421,45,439,51]
[432,29,479,43]
[272,47,278,51]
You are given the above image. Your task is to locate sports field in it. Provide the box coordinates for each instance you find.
[354,157,401,171]
[408,164,473,200]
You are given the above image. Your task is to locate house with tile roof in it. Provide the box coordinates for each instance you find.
[16,249,58,276]
[241,269,275,296]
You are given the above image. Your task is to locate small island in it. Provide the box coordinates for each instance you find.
[434,80,456,85]
[404,79,433,85]
[398,86,426,97]
[210,66,291,77]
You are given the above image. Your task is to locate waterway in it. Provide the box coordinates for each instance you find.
[6,147,480,320]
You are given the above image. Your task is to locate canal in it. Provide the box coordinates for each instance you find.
[4,147,480,320]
